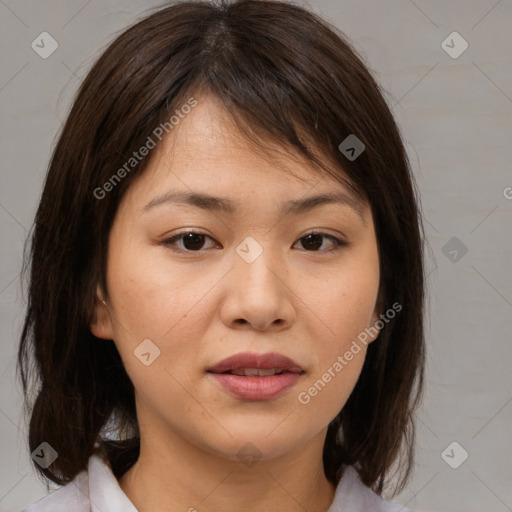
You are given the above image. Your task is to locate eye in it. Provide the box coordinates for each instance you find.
[293,230,347,253]
[161,230,347,253]
[161,231,218,252]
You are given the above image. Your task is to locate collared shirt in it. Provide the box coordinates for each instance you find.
[21,454,413,512]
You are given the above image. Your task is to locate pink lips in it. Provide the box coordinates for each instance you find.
[207,352,305,401]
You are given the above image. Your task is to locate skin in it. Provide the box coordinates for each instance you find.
[90,94,381,512]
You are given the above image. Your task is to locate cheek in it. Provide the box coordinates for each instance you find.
[104,242,214,392]
[106,236,215,339]
[295,251,378,413]
[295,344,367,436]
[308,260,379,353]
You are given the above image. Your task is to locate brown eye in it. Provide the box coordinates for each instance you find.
[162,231,217,252]
[295,233,346,252]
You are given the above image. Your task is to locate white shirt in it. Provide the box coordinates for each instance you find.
[20,454,413,512]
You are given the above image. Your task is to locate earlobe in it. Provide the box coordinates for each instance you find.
[366,292,385,344]
[367,310,383,344]
[90,285,114,340]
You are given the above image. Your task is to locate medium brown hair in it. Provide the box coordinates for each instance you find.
[17,0,425,497]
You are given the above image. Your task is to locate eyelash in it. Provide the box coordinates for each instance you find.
[161,230,347,254]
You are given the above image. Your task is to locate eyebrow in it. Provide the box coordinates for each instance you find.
[143,190,364,221]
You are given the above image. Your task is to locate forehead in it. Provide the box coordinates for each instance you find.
[122,94,365,215]
[153,95,324,181]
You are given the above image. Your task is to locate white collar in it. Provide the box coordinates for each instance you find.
[87,454,138,512]
[88,454,407,512]
[24,453,410,511]
[325,465,407,511]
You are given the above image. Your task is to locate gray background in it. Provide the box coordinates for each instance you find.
[1,1,511,511]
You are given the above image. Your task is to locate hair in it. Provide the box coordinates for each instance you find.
[17,0,425,498]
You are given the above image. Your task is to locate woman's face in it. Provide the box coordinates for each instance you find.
[91,94,381,464]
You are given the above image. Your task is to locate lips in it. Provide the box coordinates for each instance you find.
[207,352,304,375]
[207,352,305,400]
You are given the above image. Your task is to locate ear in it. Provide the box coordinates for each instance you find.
[90,284,114,340]
[367,296,384,344]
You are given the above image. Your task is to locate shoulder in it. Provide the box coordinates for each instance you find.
[19,470,90,512]
[328,465,415,512]
[20,453,137,512]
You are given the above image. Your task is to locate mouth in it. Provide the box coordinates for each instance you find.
[213,368,293,376]
[207,352,305,400]
[207,351,304,375]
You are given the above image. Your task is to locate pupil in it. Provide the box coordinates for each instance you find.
[303,234,322,250]
[183,233,205,251]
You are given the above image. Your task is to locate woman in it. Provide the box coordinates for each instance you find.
[18,0,425,510]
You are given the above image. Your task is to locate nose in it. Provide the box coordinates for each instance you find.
[218,244,296,332]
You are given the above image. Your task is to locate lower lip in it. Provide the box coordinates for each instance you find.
[208,372,303,400]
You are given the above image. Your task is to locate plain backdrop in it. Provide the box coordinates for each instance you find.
[1,1,511,511]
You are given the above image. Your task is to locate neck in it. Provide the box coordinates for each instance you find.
[118,427,336,512]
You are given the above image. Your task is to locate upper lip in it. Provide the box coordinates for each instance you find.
[207,352,304,374]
